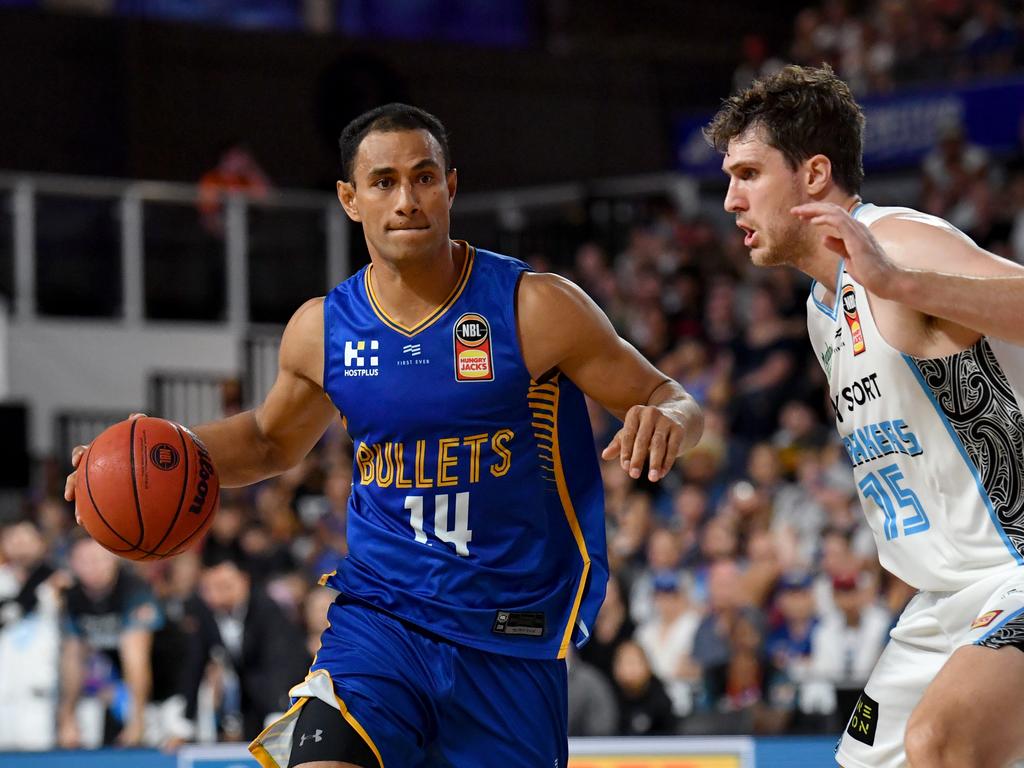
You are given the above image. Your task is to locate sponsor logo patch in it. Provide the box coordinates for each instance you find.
[846,691,879,746]
[842,284,867,355]
[454,313,494,381]
[150,443,180,471]
[972,609,1004,630]
[344,339,380,377]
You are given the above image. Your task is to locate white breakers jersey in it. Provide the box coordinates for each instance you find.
[807,203,1024,592]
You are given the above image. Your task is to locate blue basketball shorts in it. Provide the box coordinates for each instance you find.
[307,596,569,767]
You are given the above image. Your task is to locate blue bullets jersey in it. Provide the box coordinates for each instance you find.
[320,244,608,659]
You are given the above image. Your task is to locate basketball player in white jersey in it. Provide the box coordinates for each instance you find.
[707,64,1024,768]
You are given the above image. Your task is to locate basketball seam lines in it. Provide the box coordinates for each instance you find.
[149,423,191,557]
[167,484,219,556]
[83,445,159,555]
[128,418,147,550]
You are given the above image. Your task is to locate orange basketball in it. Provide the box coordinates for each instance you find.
[76,416,220,561]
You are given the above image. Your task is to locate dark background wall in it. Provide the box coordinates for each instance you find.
[0,5,797,192]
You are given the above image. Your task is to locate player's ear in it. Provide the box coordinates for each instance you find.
[446,167,458,209]
[805,154,832,196]
[337,180,361,223]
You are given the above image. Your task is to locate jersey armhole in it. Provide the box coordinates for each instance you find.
[513,269,559,384]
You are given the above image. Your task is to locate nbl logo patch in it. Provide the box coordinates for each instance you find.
[842,284,867,356]
[454,313,494,382]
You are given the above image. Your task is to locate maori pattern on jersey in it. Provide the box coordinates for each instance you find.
[977,612,1024,651]
[912,338,1024,558]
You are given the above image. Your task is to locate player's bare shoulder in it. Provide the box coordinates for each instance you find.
[280,296,327,388]
[516,272,614,376]
[870,214,1024,278]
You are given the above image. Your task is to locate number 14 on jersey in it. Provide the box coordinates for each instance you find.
[405,493,473,556]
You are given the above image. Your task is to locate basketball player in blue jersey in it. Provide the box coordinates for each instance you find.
[708,65,1024,768]
[64,104,703,767]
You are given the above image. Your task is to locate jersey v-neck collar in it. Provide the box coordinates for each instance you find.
[363,241,476,338]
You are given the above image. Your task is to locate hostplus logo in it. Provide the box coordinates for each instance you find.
[344,340,380,377]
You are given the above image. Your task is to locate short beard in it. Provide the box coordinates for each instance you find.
[753,217,814,269]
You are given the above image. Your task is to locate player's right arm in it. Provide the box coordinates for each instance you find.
[65,297,338,500]
[190,297,337,487]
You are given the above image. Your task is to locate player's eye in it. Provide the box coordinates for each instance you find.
[419,173,435,184]
[741,169,757,180]
[374,178,393,189]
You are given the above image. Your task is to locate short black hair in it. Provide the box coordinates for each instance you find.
[338,103,451,183]
[705,64,865,194]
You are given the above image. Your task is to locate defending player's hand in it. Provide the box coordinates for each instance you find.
[792,202,901,298]
[600,404,686,482]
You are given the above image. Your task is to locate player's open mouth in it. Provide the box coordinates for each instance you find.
[737,223,757,247]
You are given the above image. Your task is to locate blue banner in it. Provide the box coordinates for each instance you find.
[676,75,1024,177]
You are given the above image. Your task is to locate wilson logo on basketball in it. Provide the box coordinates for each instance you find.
[150,443,180,471]
[189,444,215,515]
[453,313,494,382]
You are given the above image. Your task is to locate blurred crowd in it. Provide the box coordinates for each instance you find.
[4,0,1024,753]
[735,0,1024,96]
[2,197,920,750]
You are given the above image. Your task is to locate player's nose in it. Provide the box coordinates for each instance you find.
[394,180,420,216]
[724,180,746,213]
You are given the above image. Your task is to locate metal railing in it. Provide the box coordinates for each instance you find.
[0,173,350,327]
[0,170,701,328]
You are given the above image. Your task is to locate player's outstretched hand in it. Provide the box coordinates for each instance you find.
[64,412,147,523]
[601,404,686,482]
[791,202,900,298]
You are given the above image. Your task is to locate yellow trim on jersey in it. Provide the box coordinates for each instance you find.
[249,697,305,768]
[364,241,475,337]
[540,376,592,659]
[318,569,337,586]
[248,669,384,768]
[334,689,383,767]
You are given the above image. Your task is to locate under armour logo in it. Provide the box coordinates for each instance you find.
[299,729,323,746]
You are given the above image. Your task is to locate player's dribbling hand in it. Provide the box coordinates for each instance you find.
[64,412,148,523]
[601,404,686,482]
[791,202,900,298]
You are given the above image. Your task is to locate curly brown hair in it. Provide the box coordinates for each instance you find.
[704,64,865,194]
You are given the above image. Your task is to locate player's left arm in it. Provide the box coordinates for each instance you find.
[793,202,1024,344]
[517,272,703,481]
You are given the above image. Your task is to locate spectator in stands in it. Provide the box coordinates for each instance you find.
[59,537,161,748]
[693,559,764,709]
[0,518,62,750]
[725,283,802,449]
[198,140,272,237]
[579,575,635,682]
[302,586,336,661]
[808,572,891,723]
[765,572,820,713]
[921,117,991,229]
[566,648,619,737]
[959,0,1018,76]
[630,527,685,625]
[612,640,677,736]
[143,552,205,748]
[635,570,702,716]
[194,555,309,741]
